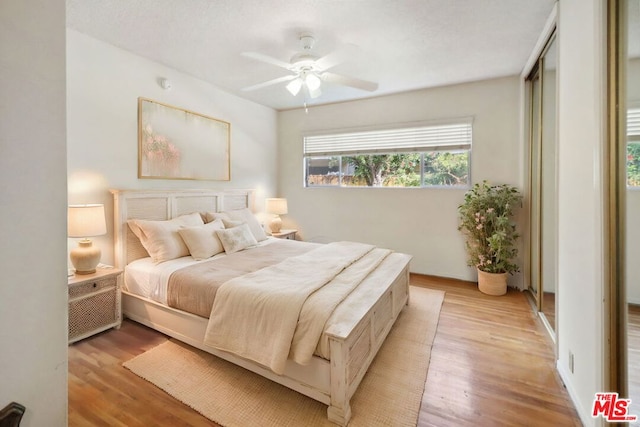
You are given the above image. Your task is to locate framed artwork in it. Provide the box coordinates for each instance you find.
[138,98,230,180]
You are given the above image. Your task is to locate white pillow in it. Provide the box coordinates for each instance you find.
[204,212,243,229]
[204,211,229,223]
[215,223,258,254]
[222,218,244,229]
[178,219,225,260]
[127,212,204,263]
[206,208,267,242]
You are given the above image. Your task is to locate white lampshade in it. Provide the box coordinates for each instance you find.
[265,198,288,215]
[265,198,288,233]
[305,73,321,91]
[68,204,106,275]
[308,85,322,99]
[68,204,107,237]
[286,78,303,96]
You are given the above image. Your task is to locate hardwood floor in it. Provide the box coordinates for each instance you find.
[68,275,581,426]
[413,275,580,426]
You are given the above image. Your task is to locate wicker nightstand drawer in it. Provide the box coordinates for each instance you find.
[69,277,115,298]
[68,268,122,344]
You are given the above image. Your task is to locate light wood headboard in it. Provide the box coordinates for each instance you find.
[110,189,255,268]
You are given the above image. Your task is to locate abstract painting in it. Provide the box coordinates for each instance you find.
[138,98,230,180]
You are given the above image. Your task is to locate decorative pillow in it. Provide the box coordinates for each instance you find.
[178,219,225,260]
[205,212,242,229]
[204,211,230,223]
[215,223,258,254]
[222,218,244,229]
[206,208,267,242]
[127,212,204,263]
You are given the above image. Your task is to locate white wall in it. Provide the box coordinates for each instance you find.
[0,1,68,425]
[277,76,524,283]
[66,30,279,266]
[556,0,607,425]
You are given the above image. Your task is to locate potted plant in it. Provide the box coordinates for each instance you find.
[457,181,522,295]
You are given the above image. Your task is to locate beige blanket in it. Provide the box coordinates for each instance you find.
[167,240,318,317]
[203,241,390,375]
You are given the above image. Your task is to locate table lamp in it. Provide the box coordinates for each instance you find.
[68,204,107,274]
[265,198,288,233]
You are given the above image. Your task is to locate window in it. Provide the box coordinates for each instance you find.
[628,108,640,187]
[303,120,472,188]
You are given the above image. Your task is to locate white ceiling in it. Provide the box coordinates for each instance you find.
[66,0,555,111]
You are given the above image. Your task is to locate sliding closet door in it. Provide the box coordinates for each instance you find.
[606,0,632,409]
[527,32,558,335]
[626,1,640,414]
[540,36,558,331]
[619,0,640,414]
[613,0,637,415]
[529,67,542,307]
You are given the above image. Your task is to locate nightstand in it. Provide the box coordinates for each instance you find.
[271,229,297,240]
[68,267,122,344]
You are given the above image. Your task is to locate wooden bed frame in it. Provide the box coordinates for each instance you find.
[111,189,411,426]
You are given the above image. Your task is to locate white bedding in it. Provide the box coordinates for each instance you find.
[203,242,390,374]
[124,237,279,304]
[123,238,402,363]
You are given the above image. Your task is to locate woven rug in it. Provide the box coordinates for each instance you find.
[124,286,444,426]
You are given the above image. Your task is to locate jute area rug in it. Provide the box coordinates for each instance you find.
[124,286,444,426]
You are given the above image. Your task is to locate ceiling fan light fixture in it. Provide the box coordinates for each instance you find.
[305,73,321,91]
[308,85,322,99]
[286,78,303,96]
[242,33,378,105]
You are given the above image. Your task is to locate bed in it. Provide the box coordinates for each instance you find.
[111,188,412,426]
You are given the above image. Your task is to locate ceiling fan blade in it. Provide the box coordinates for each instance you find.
[314,44,357,71]
[322,72,378,92]
[241,52,292,70]
[242,74,296,91]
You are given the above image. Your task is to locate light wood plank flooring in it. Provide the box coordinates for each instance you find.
[68,275,581,426]
[413,275,579,426]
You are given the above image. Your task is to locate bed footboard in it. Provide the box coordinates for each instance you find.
[325,253,411,426]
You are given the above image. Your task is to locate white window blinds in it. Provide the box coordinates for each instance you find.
[628,108,640,140]
[303,120,473,156]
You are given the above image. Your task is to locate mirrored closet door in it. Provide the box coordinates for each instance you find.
[624,0,639,417]
[610,0,637,417]
[527,32,558,336]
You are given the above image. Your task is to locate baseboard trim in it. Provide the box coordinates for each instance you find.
[556,361,595,427]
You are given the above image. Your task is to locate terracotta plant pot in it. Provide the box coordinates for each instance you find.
[477,268,507,296]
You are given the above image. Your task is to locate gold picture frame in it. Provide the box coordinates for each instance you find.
[138,97,230,181]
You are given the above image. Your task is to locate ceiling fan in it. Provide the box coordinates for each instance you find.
[241,34,378,99]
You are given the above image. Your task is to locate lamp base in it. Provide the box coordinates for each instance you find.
[269,215,282,233]
[70,240,101,275]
